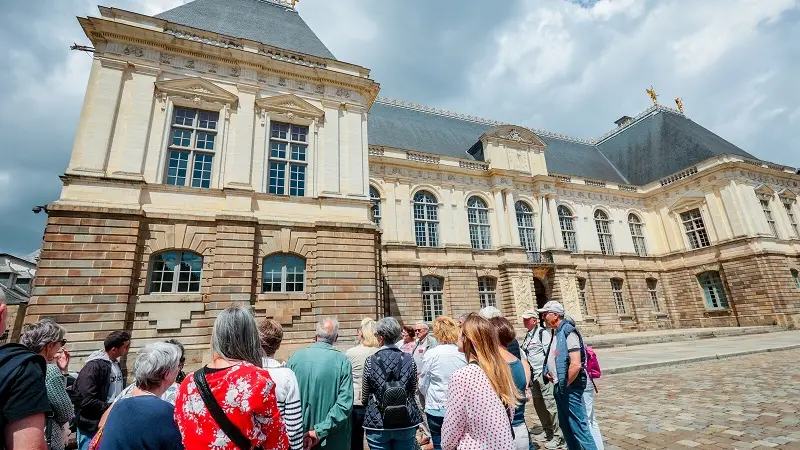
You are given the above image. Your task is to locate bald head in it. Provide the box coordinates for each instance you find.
[315,317,339,344]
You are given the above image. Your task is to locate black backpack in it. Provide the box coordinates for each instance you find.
[374,351,411,429]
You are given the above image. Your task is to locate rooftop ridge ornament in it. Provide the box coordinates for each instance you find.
[375,97,506,126]
[260,0,298,9]
[646,85,658,105]
[675,97,684,114]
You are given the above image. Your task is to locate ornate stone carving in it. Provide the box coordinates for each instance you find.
[278,77,287,87]
[335,88,350,98]
[154,77,239,108]
[165,28,243,49]
[230,67,240,78]
[512,277,534,316]
[255,93,325,121]
[559,278,583,321]
[208,63,218,74]
[510,149,531,172]
[122,46,144,57]
[316,84,325,95]
[297,82,305,91]
[160,54,172,65]
[185,59,195,69]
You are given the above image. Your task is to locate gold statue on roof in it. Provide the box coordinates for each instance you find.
[675,97,684,114]
[290,0,299,7]
[646,85,658,105]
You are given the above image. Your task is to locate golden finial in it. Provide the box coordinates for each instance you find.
[674,97,684,114]
[290,0,299,7]
[645,85,658,105]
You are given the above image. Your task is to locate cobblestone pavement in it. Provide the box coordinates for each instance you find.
[526,349,800,449]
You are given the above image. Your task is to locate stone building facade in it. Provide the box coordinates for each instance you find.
[26,0,800,366]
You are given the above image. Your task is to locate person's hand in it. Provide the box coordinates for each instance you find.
[56,348,71,374]
[303,431,319,450]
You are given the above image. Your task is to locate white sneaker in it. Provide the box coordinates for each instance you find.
[545,437,564,449]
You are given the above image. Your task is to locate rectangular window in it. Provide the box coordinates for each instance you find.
[761,199,778,237]
[784,202,799,239]
[699,272,729,309]
[578,278,589,316]
[611,279,626,314]
[268,122,308,196]
[647,279,661,313]
[165,108,217,188]
[478,277,496,308]
[422,277,444,322]
[680,209,710,249]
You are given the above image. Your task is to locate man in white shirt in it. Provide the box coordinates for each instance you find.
[521,309,564,449]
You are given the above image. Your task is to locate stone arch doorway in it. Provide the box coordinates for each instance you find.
[533,278,548,309]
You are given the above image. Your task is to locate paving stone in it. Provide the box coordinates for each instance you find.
[524,349,800,449]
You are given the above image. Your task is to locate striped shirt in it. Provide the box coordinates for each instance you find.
[263,357,304,450]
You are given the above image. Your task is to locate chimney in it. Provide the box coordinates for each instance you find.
[614,116,633,127]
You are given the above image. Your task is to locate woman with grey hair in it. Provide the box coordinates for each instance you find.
[361,317,423,449]
[94,342,183,449]
[20,319,72,450]
[174,306,289,449]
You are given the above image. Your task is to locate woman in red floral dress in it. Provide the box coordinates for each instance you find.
[174,306,289,450]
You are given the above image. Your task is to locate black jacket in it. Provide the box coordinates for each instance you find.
[0,344,48,447]
[362,347,423,430]
[73,358,112,431]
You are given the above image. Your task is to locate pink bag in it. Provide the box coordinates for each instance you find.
[584,345,602,380]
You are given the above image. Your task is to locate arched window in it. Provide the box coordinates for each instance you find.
[628,213,647,257]
[791,269,799,289]
[697,271,728,309]
[467,196,491,250]
[369,186,381,226]
[478,277,496,308]
[413,191,439,247]
[516,201,537,253]
[594,210,614,255]
[149,250,203,293]
[558,205,578,252]
[263,254,306,293]
[421,276,444,322]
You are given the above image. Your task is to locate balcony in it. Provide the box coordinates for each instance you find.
[527,251,554,264]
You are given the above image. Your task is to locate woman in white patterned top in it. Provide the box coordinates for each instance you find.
[259,319,304,450]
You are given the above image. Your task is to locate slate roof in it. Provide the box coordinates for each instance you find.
[596,109,757,186]
[155,0,336,60]
[368,101,761,185]
[0,285,29,305]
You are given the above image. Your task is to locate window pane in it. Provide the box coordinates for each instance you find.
[171,129,192,147]
[291,125,308,142]
[289,164,306,196]
[198,111,218,130]
[271,123,289,139]
[166,151,189,186]
[174,108,194,126]
[191,153,213,188]
[271,142,287,159]
[269,162,286,195]
[196,132,216,150]
[291,144,307,161]
[263,255,283,292]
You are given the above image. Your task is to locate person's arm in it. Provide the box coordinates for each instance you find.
[418,351,432,397]
[312,359,354,442]
[567,350,582,385]
[259,377,290,450]
[77,362,109,417]
[441,370,466,450]
[45,366,74,426]
[521,356,532,387]
[283,372,305,450]
[4,413,47,450]
[361,357,373,407]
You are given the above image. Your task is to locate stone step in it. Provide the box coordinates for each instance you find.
[584,325,781,349]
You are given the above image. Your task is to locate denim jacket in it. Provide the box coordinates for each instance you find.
[543,320,587,391]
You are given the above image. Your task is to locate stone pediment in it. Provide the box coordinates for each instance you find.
[754,184,776,200]
[668,195,706,213]
[154,77,238,107]
[482,125,547,148]
[255,94,324,120]
[778,188,797,202]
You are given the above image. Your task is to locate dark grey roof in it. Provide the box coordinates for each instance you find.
[0,285,29,305]
[155,0,336,60]
[540,137,628,184]
[596,109,756,185]
[368,102,493,161]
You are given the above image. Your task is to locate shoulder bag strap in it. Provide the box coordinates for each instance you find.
[193,368,254,450]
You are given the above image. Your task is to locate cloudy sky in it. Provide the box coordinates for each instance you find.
[1,0,798,255]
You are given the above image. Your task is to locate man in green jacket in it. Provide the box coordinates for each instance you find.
[288,317,353,449]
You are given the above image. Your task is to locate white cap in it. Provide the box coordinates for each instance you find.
[536,300,565,315]
[521,310,538,319]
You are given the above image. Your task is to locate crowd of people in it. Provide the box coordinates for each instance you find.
[0,286,604,450]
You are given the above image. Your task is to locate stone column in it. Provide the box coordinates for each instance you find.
[67,57,127,176]
[224,85,259,189]
[505,190,521,247]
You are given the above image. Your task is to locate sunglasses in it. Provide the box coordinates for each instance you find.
[59,339,68,346]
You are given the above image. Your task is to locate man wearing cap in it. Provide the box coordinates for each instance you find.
[540,301,597,450]
[521,308,563,449]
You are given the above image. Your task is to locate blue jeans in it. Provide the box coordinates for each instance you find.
[77,429,96,450]
[427,415,444,450]
[365,428,417,450]
[553,379,597,450]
